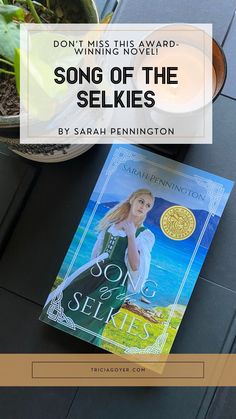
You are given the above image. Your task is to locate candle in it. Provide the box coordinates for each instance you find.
[136,43,216,114]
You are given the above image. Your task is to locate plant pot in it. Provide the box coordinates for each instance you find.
[0,0,99,162]
[47,0,99,23]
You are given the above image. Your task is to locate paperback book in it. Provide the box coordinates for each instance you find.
[40,144,234,354]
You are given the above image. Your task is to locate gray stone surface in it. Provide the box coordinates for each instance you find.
[0,387,78,419]
[222,12,236,98]
[113,0,236,43]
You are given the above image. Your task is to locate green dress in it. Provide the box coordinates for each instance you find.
[41,226,146,347]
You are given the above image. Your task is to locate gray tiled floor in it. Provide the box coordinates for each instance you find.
[0,388,78,419]
[222,11,236,99]
[114,0,236,44]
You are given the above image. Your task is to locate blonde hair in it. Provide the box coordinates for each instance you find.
[97,188,154,231]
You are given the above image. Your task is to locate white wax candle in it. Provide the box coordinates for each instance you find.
[137,44,216,113]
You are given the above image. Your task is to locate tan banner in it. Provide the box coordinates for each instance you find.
[0,354,236,386]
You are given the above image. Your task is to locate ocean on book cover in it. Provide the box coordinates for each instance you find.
[40,144,234,354]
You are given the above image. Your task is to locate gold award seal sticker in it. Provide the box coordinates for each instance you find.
[160,205,196,240]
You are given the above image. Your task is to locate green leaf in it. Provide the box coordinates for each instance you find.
[0,5,24,22]
[101,12,113,24]
[0,15,19,62]
[20,48,68,120]
[14,47,20,95]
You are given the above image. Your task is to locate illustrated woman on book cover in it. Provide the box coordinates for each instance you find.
[41,188,155,346]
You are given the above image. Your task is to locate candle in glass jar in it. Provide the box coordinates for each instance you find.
[137,44,216,113]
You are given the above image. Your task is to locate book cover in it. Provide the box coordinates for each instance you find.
[40,144,234,354]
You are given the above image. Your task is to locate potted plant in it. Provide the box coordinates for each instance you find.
[0,0,99,162]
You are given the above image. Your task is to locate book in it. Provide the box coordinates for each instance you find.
[40,144,234,355]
